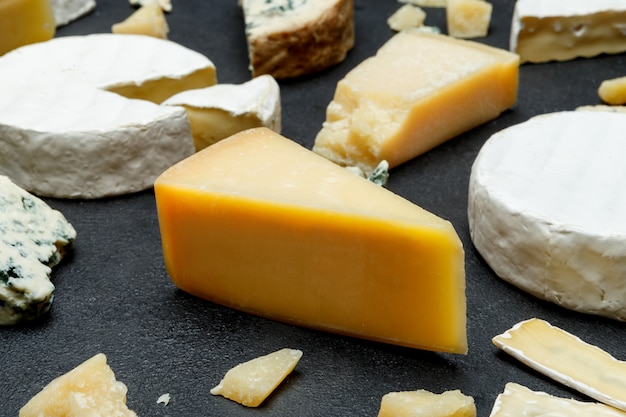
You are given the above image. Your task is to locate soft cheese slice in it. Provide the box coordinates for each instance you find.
[312,30,519,175]
[493,318,626,412]
[468,111,626,320]
[19,353,137,417]
[163,75,281,151]
[0,0,55,56]
[378,389,476,417]
[490,383,626,417]
[241,0,354,79]
[210,348,303,407]
[510,0,626,63]
[0,175,75,325]
[111,3,169,39]
[155,127,467,353]
[50,0,96,26]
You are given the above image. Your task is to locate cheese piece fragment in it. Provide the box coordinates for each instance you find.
[312,30,519,175]
[492,318,626,412]
[400,0,446,7]
[468,111,626,320]
[446,0,492,39]
[599,76,626,105]
[155,127,467,353]
[510,0,626,63]
[163,75,281,151]
[112,3,169,39]
[378,389,476,417]
[388,4,426,32]
[210,348,303,407]
[241,0,354,79]
[19,353,137,417]
[0,0,55,56]
[490,383,626,417]
[50,0,96,27]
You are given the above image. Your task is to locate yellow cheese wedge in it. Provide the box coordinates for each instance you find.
[111,3,169,39]
[492,318,626,412]
[210,348,303,407]
[378,389,476,417]
[155,127,467,354]
[0,0,55,56]
[312,30,519,175]
[446,0,492,39]
[19,353,137,417]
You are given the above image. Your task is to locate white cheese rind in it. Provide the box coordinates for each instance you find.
[0,175,76,325]
[510,0,626,63]
[50,0,96,27]
[468,111,626,321]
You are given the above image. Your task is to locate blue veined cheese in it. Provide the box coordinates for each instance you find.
[0,175,76,325]
[510,0,626,63]
[241,0,354,79]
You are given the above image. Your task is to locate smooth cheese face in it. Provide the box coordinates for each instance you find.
[50,0,95,27]
[0,0,55,56]
[493,318,626,412]
[0,175,75,325]
[446,0,492,39]
[599,75,626,105]
[19,353,137,417]
[155,127,467,354]
[0,34,216,198]
[163,75,281,151]
[210,348,303,407]
[510,0,626,63]
[241,0,354,79]
[490,383,626,417]
[112,3,169,39]
[468,111,626,321]
[378,389,476,417]
[312,30,519,175]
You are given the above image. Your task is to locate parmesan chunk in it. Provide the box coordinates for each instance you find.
[112,3,169,39]
[378,389,476,417]
[446,0,492,39]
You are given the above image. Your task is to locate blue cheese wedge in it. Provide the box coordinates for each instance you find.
[241,0,354,79]
[0,175,76,325]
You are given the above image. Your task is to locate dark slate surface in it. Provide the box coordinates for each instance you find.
[2,1,626,416]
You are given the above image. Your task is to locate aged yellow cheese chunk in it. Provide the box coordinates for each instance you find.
[112,3,169,39]
[0,0,55,56]
[155,127,467,354]
[312,30,519,175]
[19,353,137,417]
[446,0,492,39]
[493,318,626,412]
[599,75,626,105]
[378,389,476,417]
[210,348,303,407]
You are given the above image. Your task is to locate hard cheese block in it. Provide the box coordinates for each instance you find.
[313,30,519,175]
[0,0,55,56]
[510,0,626,63]
[378,390,476,417]
[468,111,626,321]
[155,127,467,354]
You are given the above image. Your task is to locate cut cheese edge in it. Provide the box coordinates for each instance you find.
[163,75,281,151]
[210,348,303,407]
[387,4,426,32]
[510,0,626,63]
[378,389,476,417]
[312,30,519,175]
[155,127,467,353]
[489,383,626,417]
[19,353,137,417]
[0,0,55,56]
[492,318,626,412]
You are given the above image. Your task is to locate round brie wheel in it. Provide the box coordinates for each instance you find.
[468,111,626,321]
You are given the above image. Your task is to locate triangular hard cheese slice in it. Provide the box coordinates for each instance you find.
[155,127,467,354]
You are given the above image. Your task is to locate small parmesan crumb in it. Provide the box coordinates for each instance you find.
[388,4,427,32]
[157,393,171,405]
[598,76,626,105]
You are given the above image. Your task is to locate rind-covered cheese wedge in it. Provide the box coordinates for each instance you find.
[0,0,55,56]
[313,30,519,175]
[0,34,216,199]
[493,318,626,412]
[155,127,467,353]
[241,0,354,79]
[468,111,626,320]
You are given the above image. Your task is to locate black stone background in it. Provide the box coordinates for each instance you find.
[2,1,626,416]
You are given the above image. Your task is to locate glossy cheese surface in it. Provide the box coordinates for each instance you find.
[510,0,626,63]
[493,319,626,412]
[0,0,55,56]
[155,127,467,353]
[468,111,626,320]
[313,30,519,175]
[490,383,626,417]
[446,0,492,39]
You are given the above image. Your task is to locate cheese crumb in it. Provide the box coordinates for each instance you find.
[446,0,492,39]
[399,0,446,8]
[388,4,426,32]
[157,393,171,405]
[378,389,476,417]
[599,76,626,105]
